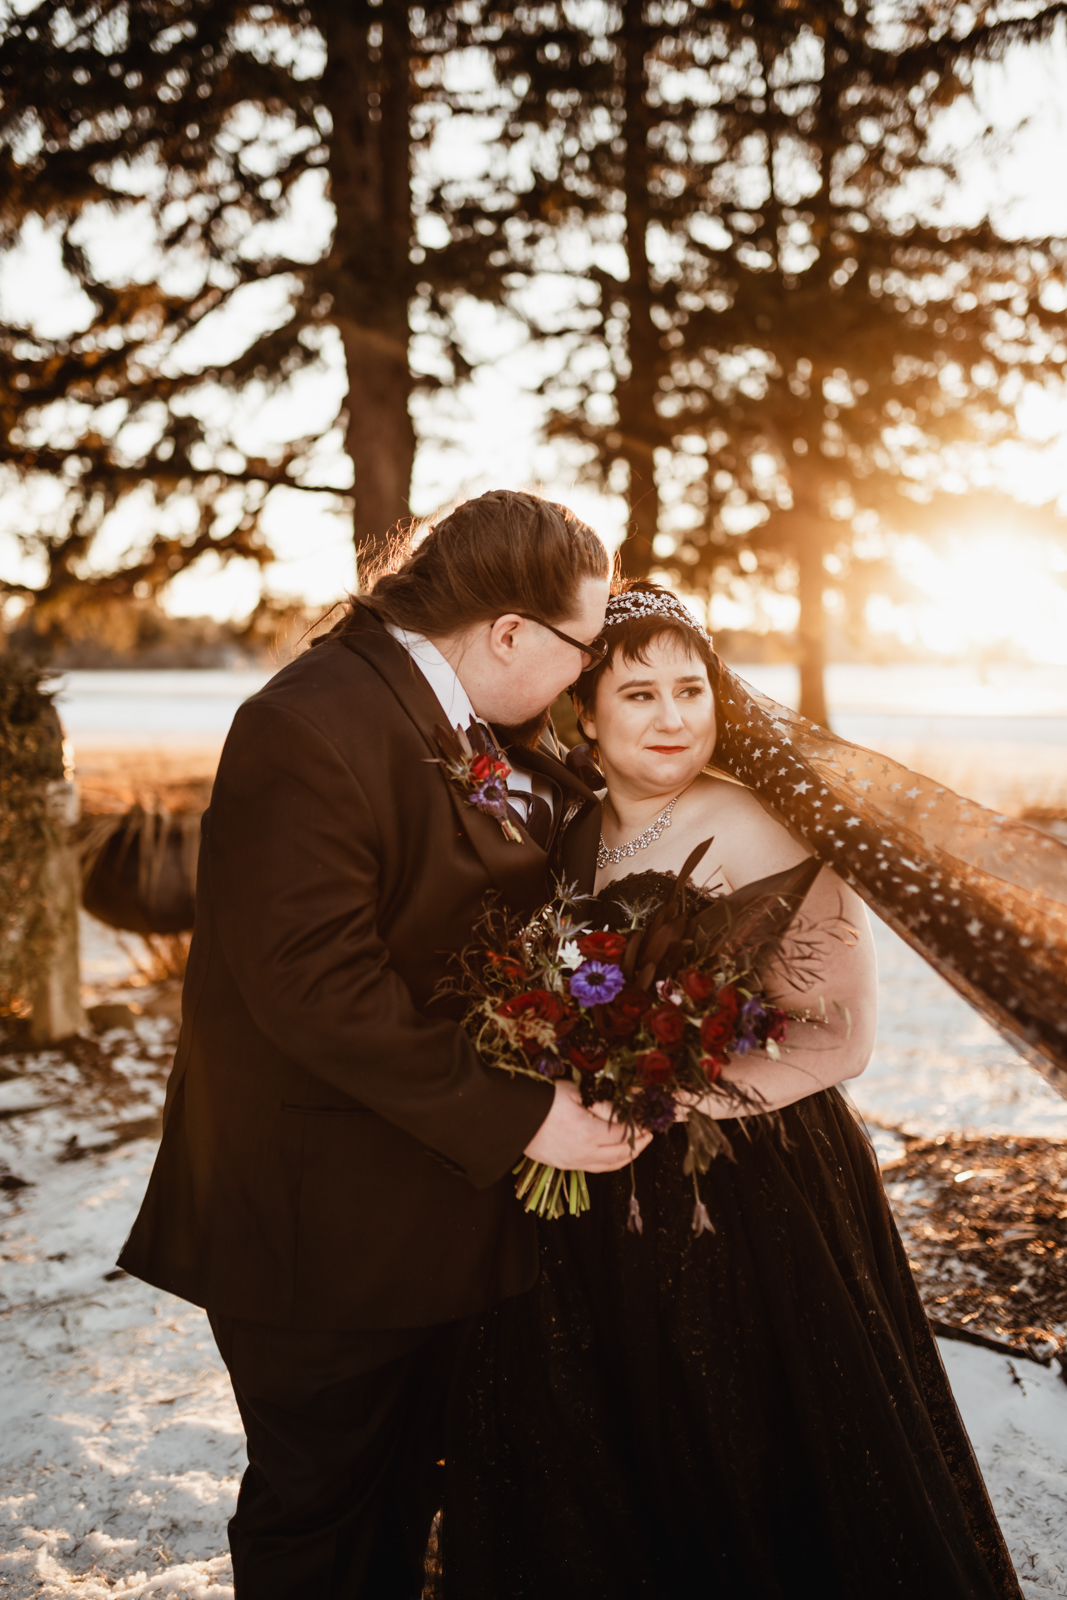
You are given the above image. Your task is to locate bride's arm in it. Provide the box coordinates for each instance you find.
[689,786,878,1117]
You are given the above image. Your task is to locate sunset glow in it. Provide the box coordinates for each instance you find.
[874,530,1067,664]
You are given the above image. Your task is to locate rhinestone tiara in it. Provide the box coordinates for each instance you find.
[602,589,711,640]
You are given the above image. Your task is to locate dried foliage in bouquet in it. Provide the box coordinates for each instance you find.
[445,840,827,1233]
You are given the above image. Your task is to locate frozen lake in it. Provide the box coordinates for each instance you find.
[55,667,273,746]
[52,661,1067,748]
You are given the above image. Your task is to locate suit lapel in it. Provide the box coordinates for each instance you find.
[559,798,602,896]
[339,618,548,909]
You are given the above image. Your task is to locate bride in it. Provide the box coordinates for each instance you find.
[438,583,1023,1600]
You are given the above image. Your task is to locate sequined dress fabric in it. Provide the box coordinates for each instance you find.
[436,873,1024,1600]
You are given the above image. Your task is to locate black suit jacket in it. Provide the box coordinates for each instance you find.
[558,790,603,895]
[119,611,596,1329]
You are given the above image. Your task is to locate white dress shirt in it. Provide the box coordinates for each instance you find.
[386,625,554,822]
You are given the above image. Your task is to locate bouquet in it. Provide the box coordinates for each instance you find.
[447,839,824,1234]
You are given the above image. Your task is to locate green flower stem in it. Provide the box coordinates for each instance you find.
[528,1161,554,1214]
[514,1158,540,1199]
[512,1160,593,1219]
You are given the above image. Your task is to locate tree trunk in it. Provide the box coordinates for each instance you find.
[796,527,830,728]
[319,1,415,571]
[615,0,659,579]
[29,780,86,1043]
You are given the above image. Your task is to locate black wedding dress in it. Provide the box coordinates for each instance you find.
[436,872,1022,1600]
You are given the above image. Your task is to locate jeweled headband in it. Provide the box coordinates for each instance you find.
[603,589,711,641]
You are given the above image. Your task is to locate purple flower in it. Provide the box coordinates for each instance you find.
[734,995,766,1054]
[569,960,626,1008]
[469,776,508,816]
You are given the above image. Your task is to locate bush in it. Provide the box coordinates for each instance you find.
[0,655,65,1017]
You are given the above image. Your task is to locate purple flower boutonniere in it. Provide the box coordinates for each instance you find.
[433,721,523,844]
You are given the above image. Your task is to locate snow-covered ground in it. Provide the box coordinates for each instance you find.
[0,1016,242,1598]
[854,920,1067,1152]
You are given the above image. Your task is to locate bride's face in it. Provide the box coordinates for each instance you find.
[579,632,716,797]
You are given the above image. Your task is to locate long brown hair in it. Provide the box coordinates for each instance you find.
[347,489,608,637]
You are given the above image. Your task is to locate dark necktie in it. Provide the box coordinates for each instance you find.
[508,791,553,850]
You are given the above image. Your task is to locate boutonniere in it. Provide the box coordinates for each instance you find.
[432,721,523,844]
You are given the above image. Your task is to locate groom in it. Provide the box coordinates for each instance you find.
[118,491,643,1598]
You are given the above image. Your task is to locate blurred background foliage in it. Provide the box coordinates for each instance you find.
[0,655,64,1016]
[0,1,1066,718]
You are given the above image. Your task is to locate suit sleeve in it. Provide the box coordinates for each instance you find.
[208,697,553,1189]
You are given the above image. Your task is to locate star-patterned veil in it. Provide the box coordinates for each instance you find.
[593,588,1067,1100]
[711,656,1067,1100]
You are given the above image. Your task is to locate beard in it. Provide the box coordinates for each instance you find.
[496,705,553,751]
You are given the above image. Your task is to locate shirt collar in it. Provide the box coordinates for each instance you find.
[385,625,476,733]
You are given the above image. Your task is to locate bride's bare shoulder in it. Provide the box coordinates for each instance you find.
[689,773,810,876]
[692,772,768,821]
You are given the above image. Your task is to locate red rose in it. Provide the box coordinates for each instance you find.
[702,1056,723,1084]
[497,989,571,1053]
[577,930,629,962]
[678,967,716,1004]
[569,1043,608,1075]
[639,1049,674,1085]
[497,989,568,1024]
[599,985,653,1039]
[699,986,741,1055]
[647,1005,686,1050]
[768,1009,790,1044]
[470,752,508,782]
[700,1014,732,1054]
[487,951,527,982]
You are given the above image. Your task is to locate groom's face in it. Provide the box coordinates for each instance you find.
[467,575,610,726]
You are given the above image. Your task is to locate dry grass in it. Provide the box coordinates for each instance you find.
[884,1134,1067,1364]
[115,930,192,984]
[75,746,219,807]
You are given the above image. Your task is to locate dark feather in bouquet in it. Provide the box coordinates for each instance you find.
[443,839,823,1232]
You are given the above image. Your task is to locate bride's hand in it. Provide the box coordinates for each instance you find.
[585,1095,654,1155]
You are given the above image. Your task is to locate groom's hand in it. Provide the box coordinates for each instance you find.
[523,1081,653,1172]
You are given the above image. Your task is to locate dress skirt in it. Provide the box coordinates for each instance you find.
[439,1088,1021,1600]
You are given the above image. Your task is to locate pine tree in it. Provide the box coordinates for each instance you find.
[656,2,1067,724]
[477,1,1067,723]
[0,1,514,649]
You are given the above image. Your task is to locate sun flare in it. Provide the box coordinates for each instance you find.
[876,528,1067,664]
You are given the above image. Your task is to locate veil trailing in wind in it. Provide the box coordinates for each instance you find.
[707,655,1067,1101]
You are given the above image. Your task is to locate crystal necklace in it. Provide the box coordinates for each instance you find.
[597,796,680,869]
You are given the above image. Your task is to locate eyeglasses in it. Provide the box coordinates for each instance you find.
[515,613,608,669]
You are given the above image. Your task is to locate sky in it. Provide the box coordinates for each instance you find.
[2,21,1067,659]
